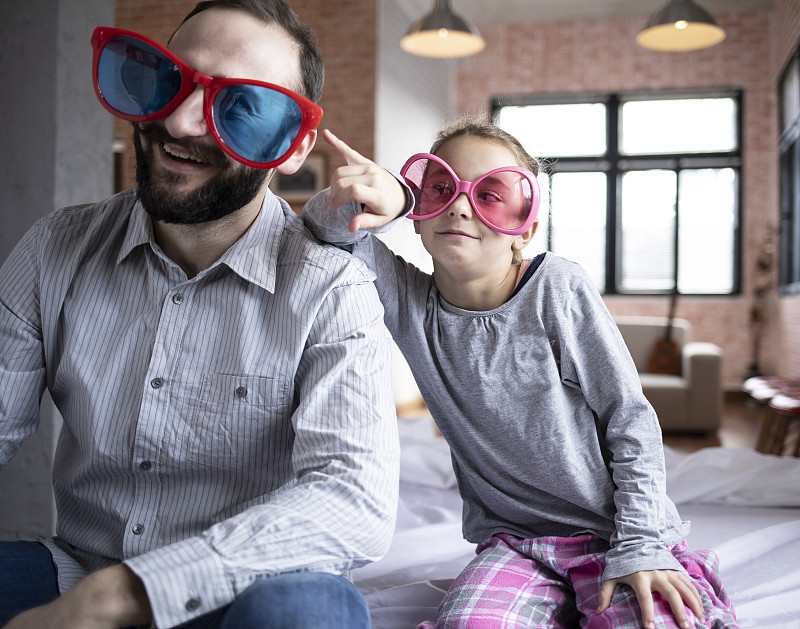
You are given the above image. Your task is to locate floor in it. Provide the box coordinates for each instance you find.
[662,392,766,453]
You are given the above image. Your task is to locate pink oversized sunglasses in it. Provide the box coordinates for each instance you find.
[400,153,540,236]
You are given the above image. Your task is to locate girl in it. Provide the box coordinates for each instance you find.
[303,120,738,628]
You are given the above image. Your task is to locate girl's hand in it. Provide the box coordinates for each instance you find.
[322,129,408,232]
[596,569,704,629]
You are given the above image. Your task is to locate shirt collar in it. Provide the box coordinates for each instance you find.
[117,191,286,294]
[117,196,153,265]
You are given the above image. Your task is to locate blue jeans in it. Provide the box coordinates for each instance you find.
[0,541,371,628]
[0,541,60,625]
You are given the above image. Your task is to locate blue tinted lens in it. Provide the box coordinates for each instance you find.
[213,85,303,164]
[98,36,181,116]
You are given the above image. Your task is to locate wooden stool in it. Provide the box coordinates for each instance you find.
[743,377,788,452]
[767,391,800,456]
[746,377,800,456]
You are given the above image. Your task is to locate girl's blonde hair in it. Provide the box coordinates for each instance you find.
[429,116,540,176]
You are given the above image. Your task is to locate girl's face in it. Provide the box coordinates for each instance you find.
[416,135,534,278]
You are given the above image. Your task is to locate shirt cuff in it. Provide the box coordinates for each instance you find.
[357,169,413,235]
[125,536,235,628]
[387,169,415,217]
[603,544,684,581]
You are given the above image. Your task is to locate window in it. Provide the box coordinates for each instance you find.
[780,45,800,292]
[493,91,742,295]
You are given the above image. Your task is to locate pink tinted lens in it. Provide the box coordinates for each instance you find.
[472,170,533,230]
[404,158,456,216]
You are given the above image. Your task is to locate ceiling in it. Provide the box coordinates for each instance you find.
[403,0,776,27]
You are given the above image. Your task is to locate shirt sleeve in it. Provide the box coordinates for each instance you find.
[556,266,684,579]
[302,170,413,249]
[0,221,47,468]
[125,274,400,628]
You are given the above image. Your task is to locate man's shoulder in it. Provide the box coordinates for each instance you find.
[279,211,377,286]
[42,189,137,236]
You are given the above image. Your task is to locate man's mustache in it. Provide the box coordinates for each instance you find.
[133,121,231,170]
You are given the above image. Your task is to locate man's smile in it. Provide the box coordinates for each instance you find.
[162,142,206,164]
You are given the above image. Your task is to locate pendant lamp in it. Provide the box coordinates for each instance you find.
[636,0,726,52]
[400,0,485,59]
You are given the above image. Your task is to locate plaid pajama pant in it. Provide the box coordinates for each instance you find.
[419,533,739,629]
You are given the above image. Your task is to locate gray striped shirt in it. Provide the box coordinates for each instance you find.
[0,189,400,628]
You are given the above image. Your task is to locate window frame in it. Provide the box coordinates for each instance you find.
[779,42,800,294]
[491,89,743,296]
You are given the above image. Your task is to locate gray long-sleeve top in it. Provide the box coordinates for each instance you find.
[303,192,690,580]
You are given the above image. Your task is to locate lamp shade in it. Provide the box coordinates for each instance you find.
[636,0,726,52]
[400,0,485,59]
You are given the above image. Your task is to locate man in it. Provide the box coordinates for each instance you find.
[0,1,399,627]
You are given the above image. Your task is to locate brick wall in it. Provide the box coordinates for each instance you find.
[453,6,799,387]
[113,0,377,190]
[773,0,800,78]
[773,0,800,379]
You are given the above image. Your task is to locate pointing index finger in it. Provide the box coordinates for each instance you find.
[322,128,370,166]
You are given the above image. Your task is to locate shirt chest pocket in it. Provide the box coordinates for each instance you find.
[185,374,293,472]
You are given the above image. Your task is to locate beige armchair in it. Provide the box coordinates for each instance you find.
[614,316,723,434]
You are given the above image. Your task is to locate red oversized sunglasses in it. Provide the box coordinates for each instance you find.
[91,26,323,169]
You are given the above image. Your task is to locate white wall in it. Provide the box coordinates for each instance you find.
[376,0,457,404]
[376,0,456,172]
[0,0,114,540]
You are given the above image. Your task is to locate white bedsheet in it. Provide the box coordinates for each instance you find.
[353,417,800,628]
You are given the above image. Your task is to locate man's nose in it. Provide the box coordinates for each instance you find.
[163,84,207,139]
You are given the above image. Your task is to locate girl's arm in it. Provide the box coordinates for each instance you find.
[312,129,410,234]
[301,128,412,259]
[557,270,703,627]
[301,130,430,342]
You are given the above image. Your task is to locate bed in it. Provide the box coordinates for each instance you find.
[353,416,800,629]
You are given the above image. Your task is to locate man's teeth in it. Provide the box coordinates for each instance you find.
[163,144,204,163]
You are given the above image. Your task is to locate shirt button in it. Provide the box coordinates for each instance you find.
[172,293,183,305]
[132,524,145,535]
[139,461,152,471]
[185,597,201,612]
[150,378,164,389]
[235,386,248,398]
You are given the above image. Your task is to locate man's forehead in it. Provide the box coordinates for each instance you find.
[170,7,302,89]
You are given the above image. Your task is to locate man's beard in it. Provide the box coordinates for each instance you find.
[133,122,269,225]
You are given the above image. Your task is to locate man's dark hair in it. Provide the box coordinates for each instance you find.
[178,0,324,102]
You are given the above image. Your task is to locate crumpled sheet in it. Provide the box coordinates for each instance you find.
[357,416,800,629]
[664,445,800,507]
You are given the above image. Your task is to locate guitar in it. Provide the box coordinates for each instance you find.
[647,290,680,375]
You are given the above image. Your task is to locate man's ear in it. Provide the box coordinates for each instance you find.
[413,220,421,235]
[275,130,317,175]
[513,220,538,251]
